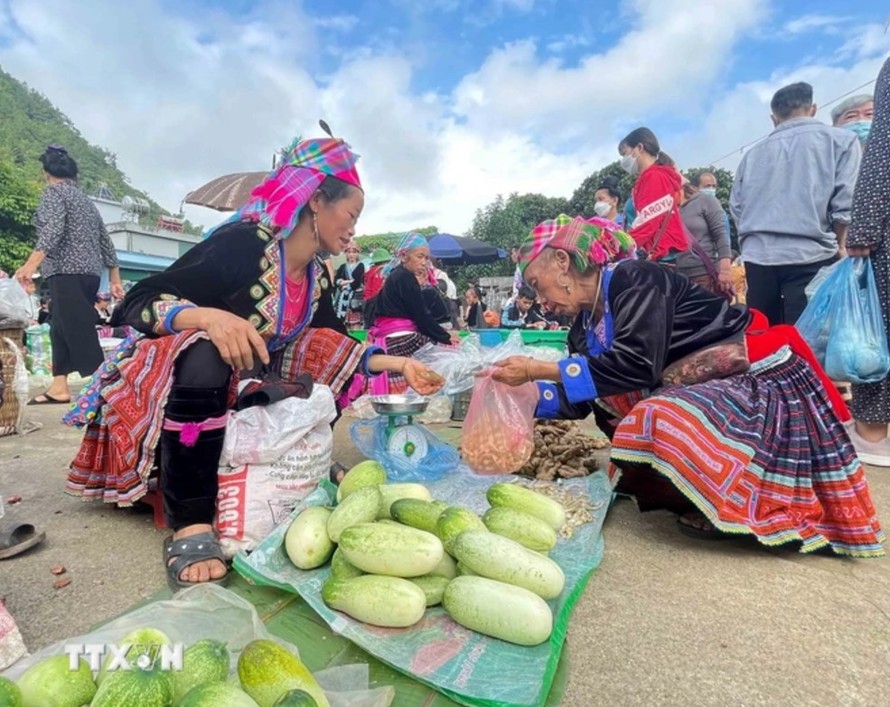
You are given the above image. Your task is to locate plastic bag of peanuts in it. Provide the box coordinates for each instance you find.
[461,371,538,474]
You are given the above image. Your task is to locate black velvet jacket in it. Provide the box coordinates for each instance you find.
[538,259,751,420]
[372,265,451,344]
[113,221,344,351]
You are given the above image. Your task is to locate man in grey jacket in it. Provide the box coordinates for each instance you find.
[730,81,860,325]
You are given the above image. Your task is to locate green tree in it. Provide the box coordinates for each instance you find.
[0,158,41,273]
[457,192,569,290]
[682,166,737,251]
[568,161,636,218]
[0,65,184,227]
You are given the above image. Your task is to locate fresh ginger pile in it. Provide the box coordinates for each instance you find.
[517,420,609,480]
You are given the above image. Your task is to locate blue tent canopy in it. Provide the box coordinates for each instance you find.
[426,233,505,264]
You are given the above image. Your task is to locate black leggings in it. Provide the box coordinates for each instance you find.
[160,340,232,530]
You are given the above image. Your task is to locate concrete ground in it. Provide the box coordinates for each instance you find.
[1,389,888,706]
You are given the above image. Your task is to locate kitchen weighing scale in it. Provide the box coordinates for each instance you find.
[370,395,430,463]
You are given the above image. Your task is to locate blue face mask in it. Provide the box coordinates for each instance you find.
[844,120,871,143]
[700,188,717,197]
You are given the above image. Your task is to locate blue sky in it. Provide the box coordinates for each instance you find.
[1,0,888,234]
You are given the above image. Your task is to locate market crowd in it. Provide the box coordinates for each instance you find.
[3,62,889,586]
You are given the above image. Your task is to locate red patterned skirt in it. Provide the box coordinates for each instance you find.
[610,347,884,557]
[65,327,363,506]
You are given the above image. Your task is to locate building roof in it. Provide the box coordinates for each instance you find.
[116,250,175,272]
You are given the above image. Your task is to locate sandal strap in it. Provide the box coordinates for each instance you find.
[165,532,226,578]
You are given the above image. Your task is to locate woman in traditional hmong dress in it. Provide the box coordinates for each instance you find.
[64,135,443,588]
[333,240,365,330]
[493,215,884,557]
[368,233,457,394]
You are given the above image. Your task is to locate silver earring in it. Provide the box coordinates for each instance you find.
[311,211,319,245]
[557,274,572,294]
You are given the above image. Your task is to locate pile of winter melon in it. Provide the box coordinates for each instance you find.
[0,632,329,707]
[285,461,569,647]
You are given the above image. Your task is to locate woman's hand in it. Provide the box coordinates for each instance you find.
[13,262,37,286]
[201,309,270,371]
[402,359,445,396]
[491,356,533,386]
[110,282,126,301]
[848,245,872,258]
[716,269,735,295]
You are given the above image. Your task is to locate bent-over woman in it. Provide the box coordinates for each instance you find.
[493,215,883,557]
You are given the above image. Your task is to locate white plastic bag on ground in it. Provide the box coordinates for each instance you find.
[0,601,27,671]
[216,386,336,557]
[0,584,394,707]
[221,385,336,466]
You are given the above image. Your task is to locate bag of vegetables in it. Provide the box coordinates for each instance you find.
[461,371,537,474]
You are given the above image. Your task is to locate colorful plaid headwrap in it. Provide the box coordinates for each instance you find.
[382,231,430,276]
[518,214,635,273]
[223,136,361,239]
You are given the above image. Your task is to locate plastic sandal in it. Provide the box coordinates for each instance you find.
[0,523,46,559]
[163,531,228,591]
[676,514,733,541]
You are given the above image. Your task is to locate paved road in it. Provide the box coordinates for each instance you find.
[1,396,888,705]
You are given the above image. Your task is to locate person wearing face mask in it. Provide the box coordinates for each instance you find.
[831,93,874,147]
[676,176,734,295]
[730,81,860,325]
[617,127,690,263]
[592,176,626,229]
[369,232,460,394]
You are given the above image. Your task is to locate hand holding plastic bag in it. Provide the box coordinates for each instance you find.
[823,258,890,383]
[414,330,558,394]
[461,371,537,474]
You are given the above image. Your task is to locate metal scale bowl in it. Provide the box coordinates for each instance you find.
[370,395,430,462]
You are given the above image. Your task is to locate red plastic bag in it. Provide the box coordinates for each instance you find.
[461,371,538,474]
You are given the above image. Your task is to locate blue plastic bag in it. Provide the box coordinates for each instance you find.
[349,417,459,482]
[797,260,845,366]
[821,258,890,383]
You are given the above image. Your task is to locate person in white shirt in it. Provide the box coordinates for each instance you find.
[433,262,460,329]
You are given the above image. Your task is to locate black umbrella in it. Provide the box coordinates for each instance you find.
[427,233,506,264]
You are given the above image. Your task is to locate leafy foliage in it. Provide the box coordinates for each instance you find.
[568,161,636,217]
[0,65,202,243]
[0,158,41,273]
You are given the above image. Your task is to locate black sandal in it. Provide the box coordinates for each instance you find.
[676,513,733,541]
[163,532,228,591]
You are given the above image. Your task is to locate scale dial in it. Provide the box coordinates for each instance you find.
[386,424,429,461]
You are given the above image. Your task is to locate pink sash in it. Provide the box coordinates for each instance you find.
[368,317,419,395]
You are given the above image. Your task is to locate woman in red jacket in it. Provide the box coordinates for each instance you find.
[618,127,690,262]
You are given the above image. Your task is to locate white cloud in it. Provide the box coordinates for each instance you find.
[313,14,359,32]
[1,0,886,242]
[783,13,853,35]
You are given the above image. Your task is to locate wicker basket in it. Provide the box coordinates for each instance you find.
[0,329,25,437]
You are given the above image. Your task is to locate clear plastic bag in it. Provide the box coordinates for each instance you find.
[24,324,52,378]
[0,280,30,325]
[414,330,542,395]
[0,584,394,706]
[461,371,538,474]
[823,258,890,383]
[349,417,459,481]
